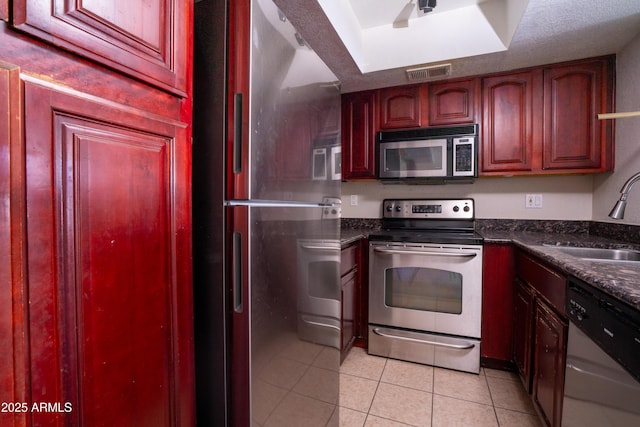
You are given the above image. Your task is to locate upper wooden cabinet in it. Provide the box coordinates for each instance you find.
[481,70,542,173]
[342,90,377,179]
[341,56,615,180]
[11,0,190,96]
[428,78,478,126]
[379,84,426,129]
[542,60,613,171]
[481,57,614,175]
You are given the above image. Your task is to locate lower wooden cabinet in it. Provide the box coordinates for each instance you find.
[513,277,535,391]
[340,238,367,361]
[341,269,356,356]
[481,244,515,367]
[533,300,567,427]
[340,241,358,361]
[513,250,568,427]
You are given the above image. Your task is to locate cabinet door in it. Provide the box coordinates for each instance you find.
[12,0,190,95]
[543,60,609,171]
[481,244,515,364]
[379,85,425,129]
[481,71,542,173]
[342,91,377,179]
[513,278,535,392]
[341,270,356,361]
[22,79,193,426]
[428,79,477,125]
[533,301,567,427]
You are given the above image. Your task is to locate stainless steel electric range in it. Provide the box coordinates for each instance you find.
[368,198,483,374]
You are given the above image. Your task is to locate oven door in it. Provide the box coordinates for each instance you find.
[296,239,341,347]
[369,242,482,338]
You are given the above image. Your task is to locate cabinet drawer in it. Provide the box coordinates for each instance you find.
[516,251,566,315]
[341,244,358,276]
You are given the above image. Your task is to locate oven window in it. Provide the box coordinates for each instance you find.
[308,260,340,300]
[384,267,462,314]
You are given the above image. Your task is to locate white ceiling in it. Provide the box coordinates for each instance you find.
[317,0,528,76]
[273,0,640,93]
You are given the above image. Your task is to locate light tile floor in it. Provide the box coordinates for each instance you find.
[339,347,544,427]
[250,333,543,426]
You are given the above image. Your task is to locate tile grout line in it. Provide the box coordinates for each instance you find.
[483,368,501,427]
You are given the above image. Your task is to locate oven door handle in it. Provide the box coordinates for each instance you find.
[300,244,340,251]
[372,327,476,350]
[373,248,478,258]
[301,315,341,331]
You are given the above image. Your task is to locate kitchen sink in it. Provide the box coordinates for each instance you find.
[542,245,640,263]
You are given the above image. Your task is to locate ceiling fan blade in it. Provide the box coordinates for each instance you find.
[393,1,415,29]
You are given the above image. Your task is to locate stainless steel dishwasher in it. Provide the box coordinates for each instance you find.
[562,277,640,426]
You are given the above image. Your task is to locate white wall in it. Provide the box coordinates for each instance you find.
[593,31,640,225]
[341,175,594,219]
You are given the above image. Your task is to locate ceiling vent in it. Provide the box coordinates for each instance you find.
[406,64,451,82]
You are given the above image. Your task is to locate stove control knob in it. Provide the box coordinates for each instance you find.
[453,206,460,212]
[386,204,394,212]
[395,205,402,212]
[463,206,470,212]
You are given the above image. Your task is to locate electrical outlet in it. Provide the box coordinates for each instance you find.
[525,194,543,208]
[350,195,358,206]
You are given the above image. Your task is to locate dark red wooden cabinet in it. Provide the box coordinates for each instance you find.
[428,78,477,126]
[533,300,567,427]
[513,277,535,391]
[340,241,359,361]
[12,0,189,95]
[1,0,194,425]
[342,91,377,180]
[481,244,515,367]
[23,80,193,426]
[379,84,425,129]
[514,250,568,427]
[481,71,542,173]
[480,57,614,176]
[542,59,613,171]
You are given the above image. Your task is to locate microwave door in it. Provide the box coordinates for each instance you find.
[382,139,447,178]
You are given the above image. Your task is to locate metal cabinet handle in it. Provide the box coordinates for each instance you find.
[373,248,477,258]
[372,327,475,350]
[232,231,243,313]
[233,93,243,174]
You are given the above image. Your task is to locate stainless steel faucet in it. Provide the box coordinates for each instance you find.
[609,171,640,219]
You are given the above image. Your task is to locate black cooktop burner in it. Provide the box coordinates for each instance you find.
[368,229,484,245]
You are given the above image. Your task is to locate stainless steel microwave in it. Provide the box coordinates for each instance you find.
[377,124,478,181]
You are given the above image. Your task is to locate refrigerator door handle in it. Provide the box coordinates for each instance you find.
[232,231,243,313]
[233,93,243,174]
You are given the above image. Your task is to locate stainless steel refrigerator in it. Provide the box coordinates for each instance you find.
[193,0,341,425]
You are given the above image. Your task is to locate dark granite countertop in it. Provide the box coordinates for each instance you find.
[340,229,368,247]
[341,218,640,311]
[482,230,640,311]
